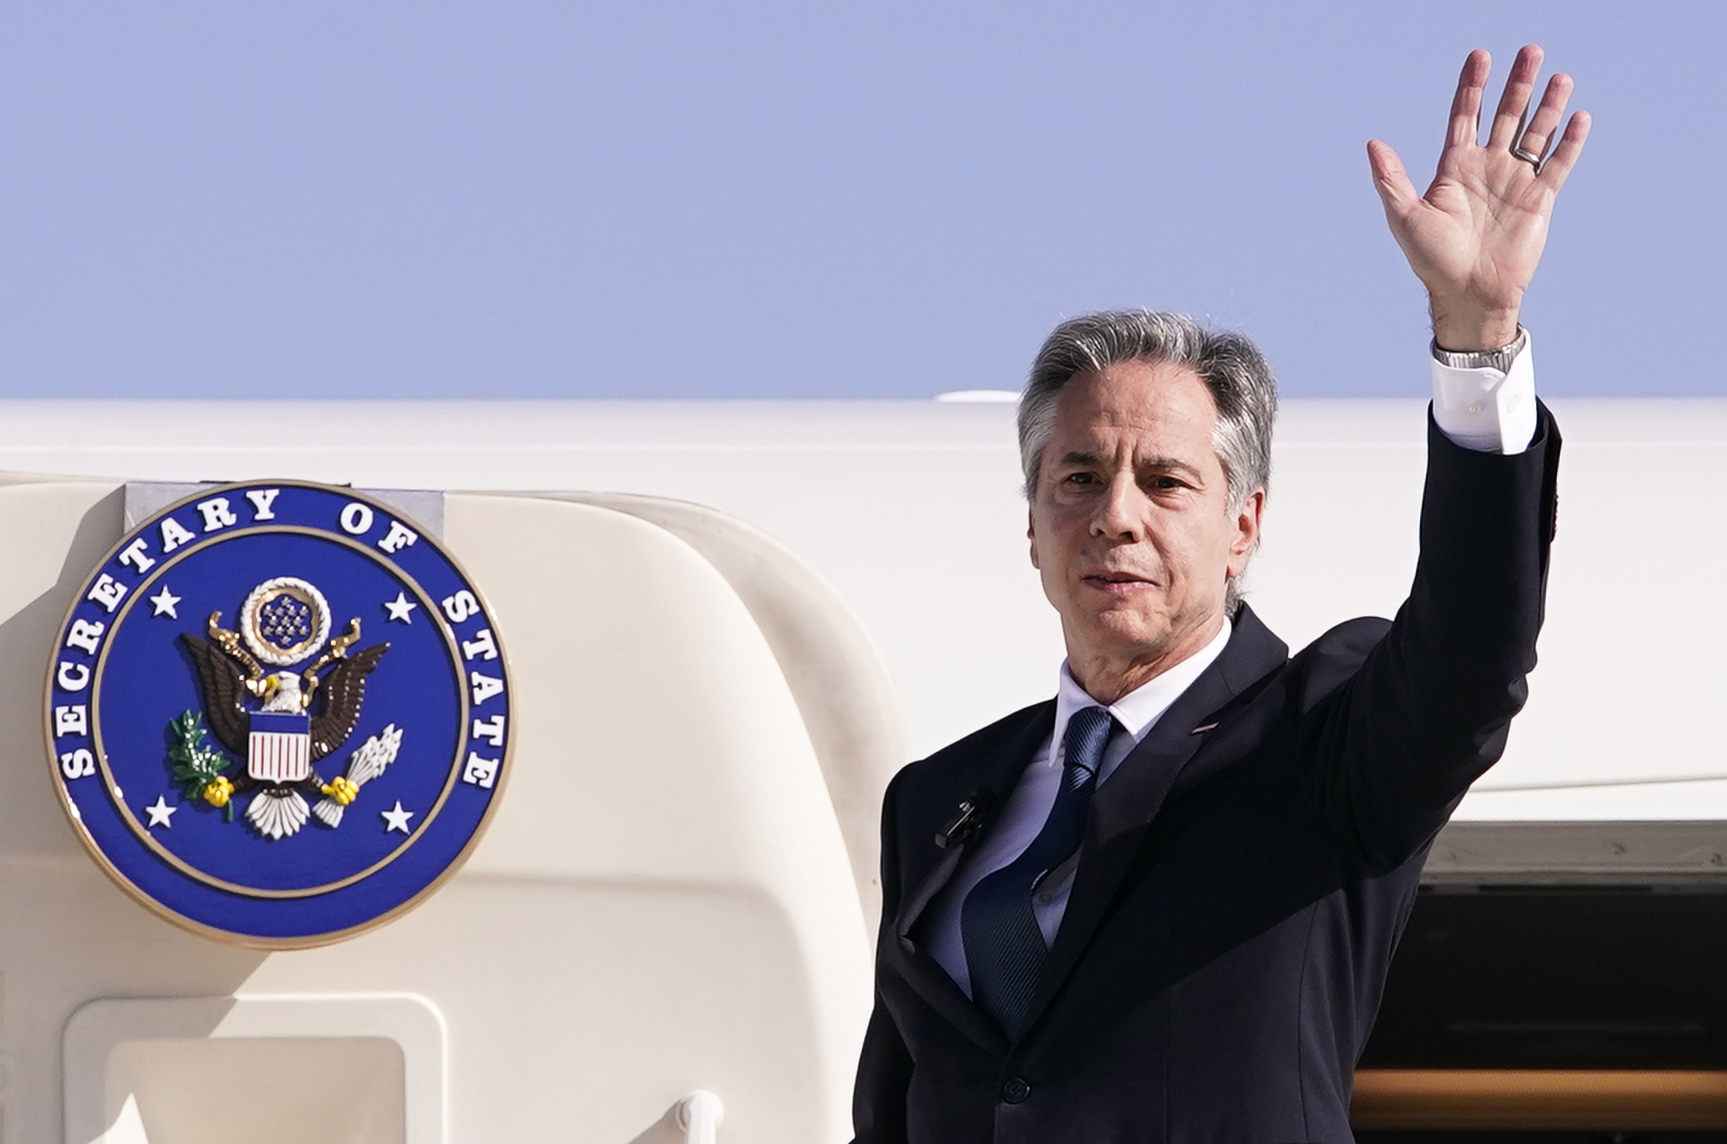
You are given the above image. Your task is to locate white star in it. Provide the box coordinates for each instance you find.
[381,800,415,833]
[149,585,181,619]
[384,591,418,624]
[144,796,177,828]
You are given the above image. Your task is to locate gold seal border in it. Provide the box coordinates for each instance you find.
[42,479,516,950]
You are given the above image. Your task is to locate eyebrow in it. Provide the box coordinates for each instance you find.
[1057,450,1206,480]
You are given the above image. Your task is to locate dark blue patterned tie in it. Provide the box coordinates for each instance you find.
[961,704,1115,1038]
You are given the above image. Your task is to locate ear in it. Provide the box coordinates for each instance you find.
[1028,505,1041,570]
[1226,489,1265,579]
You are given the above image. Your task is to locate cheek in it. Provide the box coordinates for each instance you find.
[1035,511,1082,560]
[1158,518,1231,576]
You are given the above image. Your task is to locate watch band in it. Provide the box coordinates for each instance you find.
[1430,326,1528,374]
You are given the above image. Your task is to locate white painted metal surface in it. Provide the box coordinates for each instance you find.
[65,994,440,1144]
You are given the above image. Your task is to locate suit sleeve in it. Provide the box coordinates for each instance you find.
[1308,401,1561,865]
[851,770,913,1144]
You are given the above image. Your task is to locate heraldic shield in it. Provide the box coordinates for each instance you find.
[45,481,513,948]
[249,711,313,784]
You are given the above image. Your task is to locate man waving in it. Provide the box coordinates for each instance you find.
[854,46,1588,1143]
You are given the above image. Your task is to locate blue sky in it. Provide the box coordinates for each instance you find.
[0,2,1712,398]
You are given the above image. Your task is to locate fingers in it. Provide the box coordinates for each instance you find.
[1367,140,1419,218]
[1445,49,1491,150]
[1539,110,1593,190]
[1516,72,1575,161]
[1487,44,1544,149]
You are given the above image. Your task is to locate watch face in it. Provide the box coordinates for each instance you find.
[46,481,512,948]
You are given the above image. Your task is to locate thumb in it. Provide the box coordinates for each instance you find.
[1366,140,1420,218]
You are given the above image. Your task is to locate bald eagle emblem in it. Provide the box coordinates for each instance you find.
[178,576,395,839]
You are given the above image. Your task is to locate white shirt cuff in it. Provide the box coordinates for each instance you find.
[1429,330,1538,454]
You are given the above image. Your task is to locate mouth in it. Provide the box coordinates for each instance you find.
[1082,571,1157,593]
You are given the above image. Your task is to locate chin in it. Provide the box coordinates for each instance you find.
[1084,613,1175,657]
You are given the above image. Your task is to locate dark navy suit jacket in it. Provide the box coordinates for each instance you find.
[853,408,1562,1144]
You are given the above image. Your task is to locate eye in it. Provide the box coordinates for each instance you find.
[1062,471,1098,487]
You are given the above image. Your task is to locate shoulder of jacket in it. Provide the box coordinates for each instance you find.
[1304,614,1393,656]
[1284,614,1393,703]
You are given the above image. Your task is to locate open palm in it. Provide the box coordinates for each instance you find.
[1369,46,1591,351]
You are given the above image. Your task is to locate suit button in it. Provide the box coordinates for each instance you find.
[1001,1077,1031,1104]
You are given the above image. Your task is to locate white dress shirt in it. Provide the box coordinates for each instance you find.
[925,334,1539,997]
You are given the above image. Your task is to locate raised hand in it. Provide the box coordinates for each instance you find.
[1368,45,1591,351]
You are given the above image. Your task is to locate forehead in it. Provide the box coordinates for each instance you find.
[1048,359,1220,454]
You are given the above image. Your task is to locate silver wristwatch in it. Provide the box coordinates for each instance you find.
[1430,326,1528,373]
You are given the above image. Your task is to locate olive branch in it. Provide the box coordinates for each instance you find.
[168,710,234,823]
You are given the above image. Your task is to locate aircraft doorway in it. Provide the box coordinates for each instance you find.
[1353,822,1727,1143]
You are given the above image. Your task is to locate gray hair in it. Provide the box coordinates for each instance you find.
[1017,310,1278,609]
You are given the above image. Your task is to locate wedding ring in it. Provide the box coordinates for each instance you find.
[1511,144,1544,174]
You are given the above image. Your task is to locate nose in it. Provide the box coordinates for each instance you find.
[1090,471,1144,541]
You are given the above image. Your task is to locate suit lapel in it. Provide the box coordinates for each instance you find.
[1022,608,1289,1034]
[890,702,1055,1055]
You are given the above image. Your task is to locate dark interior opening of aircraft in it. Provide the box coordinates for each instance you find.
[1354,881,1727,1144]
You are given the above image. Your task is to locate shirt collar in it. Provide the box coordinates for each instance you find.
[1055,616,1233,746]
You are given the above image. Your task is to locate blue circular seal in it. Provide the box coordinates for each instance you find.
[45,481,512,948]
